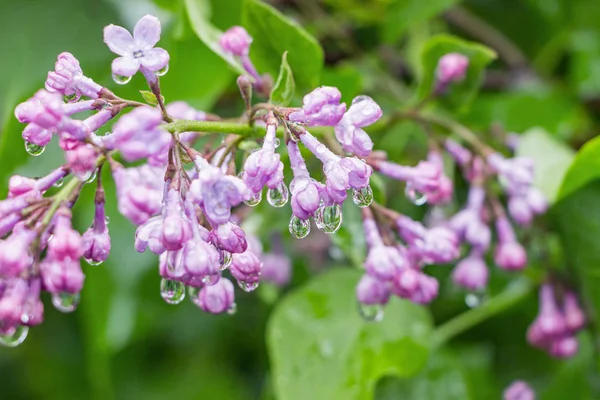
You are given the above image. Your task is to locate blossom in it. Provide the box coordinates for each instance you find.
[289,86,347,127]
[452,249,489,290]
[334,95,382,156]
[436,53,469,87]
[219,26,252,57]
[242,123,283,193]
[45,52,103,99]
[103,15,169,79]
[82,196,111,264]
[195,277,235,314]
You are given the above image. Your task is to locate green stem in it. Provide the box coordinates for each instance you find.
[39,177,82,228]
[431,279,534,348]
[163,119,328,138]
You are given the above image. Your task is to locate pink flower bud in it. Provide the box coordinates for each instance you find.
[220,26,252,57]
[356,274,389,305]
[195,276,235,314]
[436,53,469,86]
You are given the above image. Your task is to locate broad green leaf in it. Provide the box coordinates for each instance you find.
[269,52,295,106]
[268,268,432,400]
[556,136,600,202]
[418,34,496,110]
[185,0,247,75]
[330,203,366,269]
[383,0,460,43]
[515,127,574,204]
[242,0,324,91]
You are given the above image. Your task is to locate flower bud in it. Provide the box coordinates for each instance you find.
[261,252,292,287]
[160,189,192,251]
[82,198,111,264]
[47,209,83,261]
[196,277,235,314]
[289,86,347,127]
[356,274,389,305]
[65,143,99,180]
[563,292,586,332]
[503,381,535,400]
[40,258,85,294]
[549,335,578,358]
[220,26,252,56]
[210,222,247,254]
[436,53,469,87]
[452,251,489,290]
[230,250,262,285]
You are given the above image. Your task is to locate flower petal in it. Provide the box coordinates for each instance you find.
[112,57,141,77]
[134,15,161,49]
[140,48,169,71]
[103,24,135,56]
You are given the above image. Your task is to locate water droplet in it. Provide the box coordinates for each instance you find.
[358,302,384,322]
[219,250,232,271]
[267,182,289,208]
[405,183,428,206]
[352,186,373,208]
[227,303,238,315]
[238,280,259,292]
[104,216,111,225]
[244,191,262,207]
[314,204,343,234]
[52,292,80,313]
[289,215,310,239]
[155,64,169,77]
[84,169,97,183]
[112,73,132,85]
[25,142,45,156]
[465,292,486,308]
[85,257,103,266]
[352,95,371,105]
[64,92,80,103]
[53,177,64,188]
[315,144,326,154]
[160,278,185,305]
[201,274,220,286]
[274,138,281,148]
[0,325,29,348]
[187,286,200,303]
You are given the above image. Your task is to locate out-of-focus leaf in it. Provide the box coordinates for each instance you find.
[515,127,574,204]
[269,52,295,106]
[242,0,324,90]
[418,34,496,110]
[268,268,432,400]
[383,0,459,43]
[321,64,364,102]
[555,136,600,201]
[140,90,162,106]
[184,0,246,75]
[330,202,366,268]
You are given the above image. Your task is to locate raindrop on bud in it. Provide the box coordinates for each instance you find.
[219,250,232,271]
[352,186,373,208]
[227,303,238,315]
[155,64,169,77]
[84,169,98,184]
[405,183,428,206]
[267,182,289,208]
[465,292,486,308]
[201,274,220,286]
[53,177,64,188]
[238,280,259,292]
[289,215,310,239]
[52,292,80,313]
[63,93,80,103]
[244,191,262,207]
[112,73,132,85]
[315,204,343,234]
[187,286,200,304]
[25,142,45,157]
[357,302,384,322]
[85,257,103,266]
[105,216,111,225]
[274,138,281,148]
[0,325,29,348]
[160,278,185,305]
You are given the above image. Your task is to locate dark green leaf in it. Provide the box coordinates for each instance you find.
[242,0,324,91]
[185,0,247,75]
[269,52,295,106]
[268,268,432,400]
[383,0,460,43]
[555,136,600,201]
[418,34,496,110]
[515,127,574,204]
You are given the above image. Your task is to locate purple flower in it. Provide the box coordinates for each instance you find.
[82,196,111,264]
[436,53,469,89]
[21,279,44,327]
[425,150,453,205]
[289,86,347,127]
[287,140,321,220]
[47,209,83,262]
[549,335,578,358]
[392,266,439,304]
[15,90,65,129]
[261,252,292,287]
[527,284,566,347]
[180,237,220,280]
[356,274,390,305]
[375,160,442,199]
[135,216,165,254]
[494,217,527,271]
[112,163,163,225]
[103,15,169,79]
[220,26,252,57]
[40,258,84,294]
[104,107,171,164]
[45,52,103,99]
[160,189,192,251]
[0,279,29,325]
[444,139,472,167]
[452,249,489,290]
[334,95,381,156]
[487,153,535,193]
[230,250,262,285]
[64,143,99,180]
[448,185,491,250]
[242,124,283,193]
[209,222,247,254]
[195,276,235,314]
[363,217,405,281]
[188,157,249,225]
[508,187,547,226]
[563,292,586,332]
[396,216,459,264]
[503,381,535,400]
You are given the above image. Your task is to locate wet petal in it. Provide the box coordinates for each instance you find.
[141,48,169,71]
[103,24,135,56]
[112,57,141,77]
[134,15,161,49]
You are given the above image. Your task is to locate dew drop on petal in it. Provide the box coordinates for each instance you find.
[289,215,310,239]
[219,250,232,271]
[160,278,185,305]
[201,274,220,286]
[352,186,373,208]
[64,93,80,103]
[358,302,384,322]
[52,292,80,313]
[405,183,428,206]
[155,64,169,77]
[53,177,64,188]
[238,280,259,292]
[25,142,45,156]
[227,302,238,315]
[85,257,103,266]
[351,95,371,105]
[105,216,111,225]
[187,286,200,304]
[84,169,98,184]
[0,325,29,348]
[112,73,132,85]
[244,191,262,207]
[274,138,281,148]
[267,182,289,208]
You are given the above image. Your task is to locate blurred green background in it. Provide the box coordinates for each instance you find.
[1,0,600,399]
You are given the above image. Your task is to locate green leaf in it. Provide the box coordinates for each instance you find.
[383,0,460,43]
[242,0,324,91]
[184,0,247,75]
[269,52,295,106]
[418,34,496,110]
[515,127,574,204]
[140,90,163,106]
[267,268,433,400]
[330,202,366,268]
[555,136,600,201]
